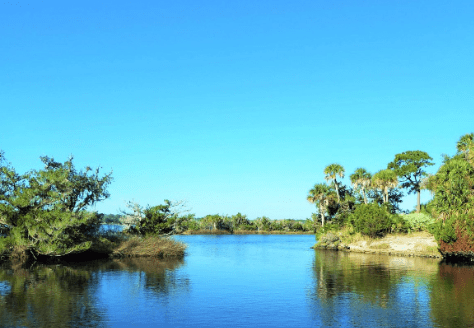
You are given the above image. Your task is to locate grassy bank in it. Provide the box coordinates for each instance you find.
[1,235,186,262]
[86,235,186,259]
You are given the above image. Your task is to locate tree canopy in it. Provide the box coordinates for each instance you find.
[425,133,474,252]
[0,153,112,257]
[350,168,372,204]
[387,150,434,212]
[324,163,345,202]
[307,183,336,227]
[372,169,398,204]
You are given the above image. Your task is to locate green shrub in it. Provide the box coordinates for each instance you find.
[184,220,200,231]
[402,213,436,232]
[350,203,392,238]
[391,215,409,233]
[429,216,457,244]
[315,223,340,241]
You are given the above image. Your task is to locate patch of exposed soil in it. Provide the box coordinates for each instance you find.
[347,232,442,258]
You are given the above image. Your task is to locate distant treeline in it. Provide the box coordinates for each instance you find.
[101,214,123,224]
[101,207,314,234]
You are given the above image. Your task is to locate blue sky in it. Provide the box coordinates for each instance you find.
[1,1,473,219]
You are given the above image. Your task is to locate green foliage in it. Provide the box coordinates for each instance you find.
[125,200,192,235]
[177,213,199,231]
[238,223,257,231]
[101,214,123,224]
[255,216,271,231]
[0,154,112,257]
[315,222,339,236]
[425,133,474,249]
[349,203,393,238]
[456,133,474,160]
[401,213,436,232]
[430,216,457,244]
[372,169,398,203]
[388,150,434,212]
[231,212,250,227]
[199,214,232,231]
[390,215,409,233]
[139,201,177,235]
[324,163,345,202]
[387,150,434,194]
[427,156,474,218]
[307,183,337,226]
[350,168,372,204]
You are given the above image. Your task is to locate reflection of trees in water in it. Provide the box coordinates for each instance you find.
[309,250,441,327]
[430,264,474,328]
[0,260,103,328]
[106,257,190,296]
[0,257,189,327]
[311,250,398,306]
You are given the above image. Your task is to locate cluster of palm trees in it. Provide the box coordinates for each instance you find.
[307,164,398,227]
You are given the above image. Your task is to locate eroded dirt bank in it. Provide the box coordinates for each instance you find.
[316,231,442,259]
[346,232,441,258]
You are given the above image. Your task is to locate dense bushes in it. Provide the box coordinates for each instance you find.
[349,204,394,238]
[425,133,474,255]
[127,201,178,235]
[0,154,112,258]
[401,213,436,232]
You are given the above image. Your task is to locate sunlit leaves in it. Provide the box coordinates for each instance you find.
[0,153,112,256]
[350,168,372,204]
[372,169,398,204]
[324,163,345,202]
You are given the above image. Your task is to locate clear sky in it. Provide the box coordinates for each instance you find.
[1,0,473,220]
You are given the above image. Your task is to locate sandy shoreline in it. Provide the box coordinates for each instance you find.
[317,231,442,259]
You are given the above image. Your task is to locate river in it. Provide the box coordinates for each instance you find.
[0,234,472,327]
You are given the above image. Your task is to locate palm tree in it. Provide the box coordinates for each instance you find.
[457,133,474,165]
[350,168,372,204]
[307,183,334,227]
[372,169,398,203]
[324,163,345,202]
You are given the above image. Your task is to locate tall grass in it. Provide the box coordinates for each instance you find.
[90,235,186,259]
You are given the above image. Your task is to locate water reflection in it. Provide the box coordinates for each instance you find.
[430,264,474,328]
[0,257,188,328]
[2,236,474,328]
[105,257,189,295]
[0,260,103,328]
[312,251,439,303]
[310,250,440,327]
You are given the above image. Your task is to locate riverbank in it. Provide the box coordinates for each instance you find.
[314,231,442,259]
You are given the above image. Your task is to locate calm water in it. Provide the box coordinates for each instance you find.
[0,234,473,327]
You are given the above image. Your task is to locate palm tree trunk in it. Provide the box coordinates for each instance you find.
[319,204,325,227]
[362,189,368,204]
[416,189,421,213]
[334,180,340,203]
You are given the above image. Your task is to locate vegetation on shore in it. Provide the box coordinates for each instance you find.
[0,153,185,261]
[2,132,472,262]
[309,133,474,261]
[0,151,311,262]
